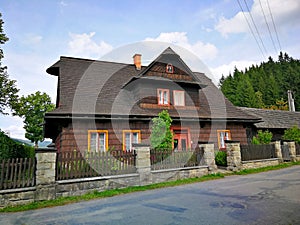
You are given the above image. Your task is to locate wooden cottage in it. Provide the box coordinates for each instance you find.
[44,47,260,152]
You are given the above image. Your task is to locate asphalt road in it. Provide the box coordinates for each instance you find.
[1,165,300,225]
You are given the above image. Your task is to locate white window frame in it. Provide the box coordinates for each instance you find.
[157,89,169,106]
[173,90,185,106]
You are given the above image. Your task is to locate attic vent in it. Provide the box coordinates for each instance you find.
[166,64,174,73]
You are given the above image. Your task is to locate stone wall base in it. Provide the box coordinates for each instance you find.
[0,187,36,208]
[242,158,280,170]
[151,166,209,184]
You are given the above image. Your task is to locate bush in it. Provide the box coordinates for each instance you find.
[0,130,35,160]
[283,125,300,144]
[215,151,227,167]
[150,110,173,150]
[252,130,273,144]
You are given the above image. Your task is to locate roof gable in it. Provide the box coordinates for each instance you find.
[123,47,204,88]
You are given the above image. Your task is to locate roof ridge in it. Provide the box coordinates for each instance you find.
[59,56,131,66]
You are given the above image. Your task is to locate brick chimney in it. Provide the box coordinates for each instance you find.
[133,54,141,70]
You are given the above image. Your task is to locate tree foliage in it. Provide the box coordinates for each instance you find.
[12,91,55,147]
[0,12,19,114]
[219,52,300,111]
[252,130,273,145]
[150,110,173,150]
[282,125,300,144]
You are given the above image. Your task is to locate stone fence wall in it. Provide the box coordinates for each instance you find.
[225,140,298,171]
[1,141,298,209]
[0,143,216,208]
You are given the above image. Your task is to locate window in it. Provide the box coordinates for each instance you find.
[217,130,231,149]
[157,89,169,105]
[123,130,141,151]
[166,64,174,73]
[88,130,108,152]
[173,90,185,106]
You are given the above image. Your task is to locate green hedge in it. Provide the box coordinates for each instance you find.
[0,130,35,160]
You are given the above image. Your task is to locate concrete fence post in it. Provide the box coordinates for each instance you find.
[35,147,57,201]
[284,141,297,162]
[133,144,152,186]
[272,141,283,163]
[225,141,242,171]
[198,142,217,173]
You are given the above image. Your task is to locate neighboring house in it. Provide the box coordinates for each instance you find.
[239,107,300,141]
[44,47,260,152]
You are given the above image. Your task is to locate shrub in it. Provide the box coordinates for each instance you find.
[252,130,273,144]
[150,110,173,150]
[215,151,227,166]
[0,130,35,160]
[283,125,300,144]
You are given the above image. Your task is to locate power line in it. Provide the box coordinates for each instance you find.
[243,0,268,56]
[266,0,282,52]
[236,0,266,59]
[258,0,278,53]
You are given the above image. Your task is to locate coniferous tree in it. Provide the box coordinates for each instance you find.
[218,52,300,110]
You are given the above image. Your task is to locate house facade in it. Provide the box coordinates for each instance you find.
[44,47,260,152]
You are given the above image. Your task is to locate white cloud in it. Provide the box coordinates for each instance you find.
[144,32,218,61]
[210,60,257,83]
[3,52,58,101]
[215,0,300,37]
[60,1,68,7]
[68,32,113,59]
[0,115,25,139]
[215,12,248,37]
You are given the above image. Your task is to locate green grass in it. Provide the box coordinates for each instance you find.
[233,161,300,175]
[1,162,299,213]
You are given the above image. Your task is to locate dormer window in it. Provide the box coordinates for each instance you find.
[157,89,169,105]
[166,64,174,73]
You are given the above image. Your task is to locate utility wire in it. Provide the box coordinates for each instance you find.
[266,0,282,51]
[243,0,268,56]
[259,0,278,53]
[237,0,266,59]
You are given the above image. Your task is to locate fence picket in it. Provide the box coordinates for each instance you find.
[0,157,35,190]
[55,150,137,180]
[240,144,276,161]
[0,160,5,189]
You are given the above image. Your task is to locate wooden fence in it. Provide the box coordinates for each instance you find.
[56,150,137,180]
[296,143,300,155]
[240,144,276,161]
[150,148,204,170]
[0,158,36,190]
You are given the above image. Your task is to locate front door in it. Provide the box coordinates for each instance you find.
[173,131,188,151]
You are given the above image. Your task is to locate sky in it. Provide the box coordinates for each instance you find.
[0,0,300,139]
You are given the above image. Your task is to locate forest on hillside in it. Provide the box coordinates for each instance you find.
[219,52,300,111]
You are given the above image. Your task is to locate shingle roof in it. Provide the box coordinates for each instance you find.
[238,107,300,129]
[45,48,260,122]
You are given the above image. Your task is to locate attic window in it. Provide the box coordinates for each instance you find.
[166,64,174,73]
